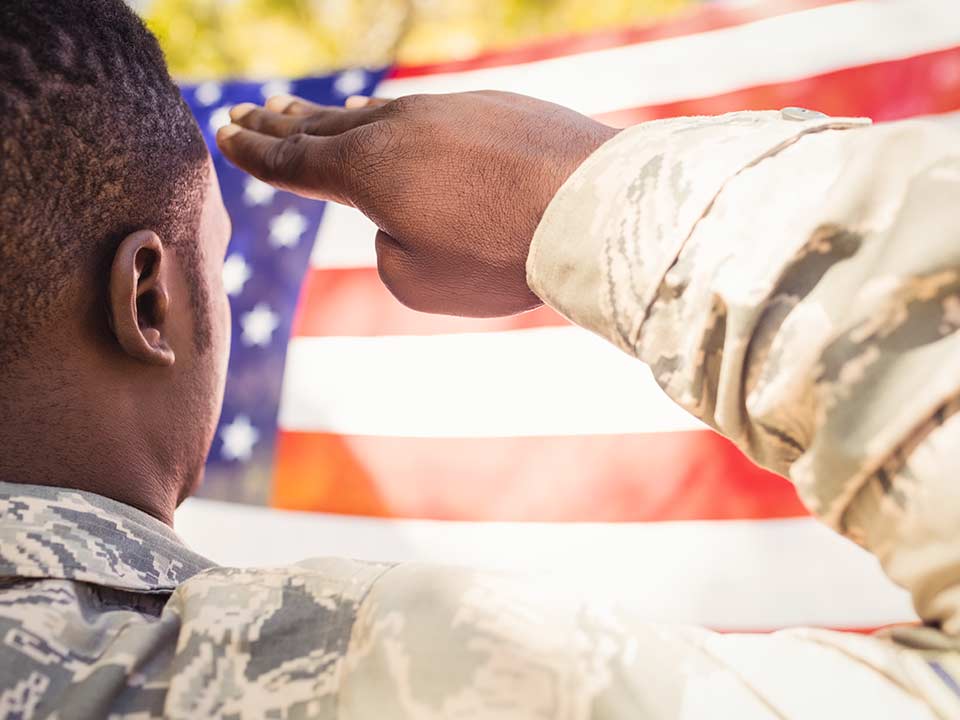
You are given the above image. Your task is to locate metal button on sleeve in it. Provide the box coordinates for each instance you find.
[781,107,829,121]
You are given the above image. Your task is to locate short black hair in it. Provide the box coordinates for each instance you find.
[0,0,209,369]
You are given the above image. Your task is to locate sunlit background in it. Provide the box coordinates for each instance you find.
[138,0,693,78]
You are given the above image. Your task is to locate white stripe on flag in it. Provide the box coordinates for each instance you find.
[310,202,378,269]
[308,0,960,272]
[278,327,707,437]
[933,110,960,126]
[176,498,917,631]
[379,0,960,117]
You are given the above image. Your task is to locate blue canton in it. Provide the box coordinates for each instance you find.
[182,70,388,504]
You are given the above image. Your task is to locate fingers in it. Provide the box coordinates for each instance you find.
[230,102,379,139]
[219,93,398,206]
[374,229,426,312]
[229,103,297,135]
[345,95,391,109]
[231,97,384,140]
[266,93,390,114]
[215,123,348,204]
[264,94,326,116]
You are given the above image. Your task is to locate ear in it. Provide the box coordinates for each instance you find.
[108,230,176,366]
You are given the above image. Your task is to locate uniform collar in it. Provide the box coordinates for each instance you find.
[0,481,216,592]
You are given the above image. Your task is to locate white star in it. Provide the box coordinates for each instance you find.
[244,177,277,207]
[334,69,368,97]
[209,106,232,132]
[222,254,252,297]
[220,415,259,462]
[240,303,280,347]
[269,208,307,248]
[261,79,293,100]
[194,81,223,106]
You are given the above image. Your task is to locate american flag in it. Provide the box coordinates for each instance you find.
[182,70,387,504]
[178,0,960,633]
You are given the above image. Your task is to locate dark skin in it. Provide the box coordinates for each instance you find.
[0,164,233,526]
[218,91,618,317]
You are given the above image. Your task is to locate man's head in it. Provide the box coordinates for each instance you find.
[0,0,232,523]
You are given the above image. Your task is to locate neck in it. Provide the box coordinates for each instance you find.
[0,368,182,527]
[3,465,179,526]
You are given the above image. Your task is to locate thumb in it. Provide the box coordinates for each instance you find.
[216,123,351,205]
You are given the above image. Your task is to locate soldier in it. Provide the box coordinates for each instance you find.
[1,2,959,720]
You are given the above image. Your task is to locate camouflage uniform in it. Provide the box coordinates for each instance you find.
[3,110,960,718]
[529,109,960,715]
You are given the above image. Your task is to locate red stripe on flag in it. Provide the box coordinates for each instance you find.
[388,0,846,80]
[271,429,806,521]
[292,266,568,337]
[597,46,960,127]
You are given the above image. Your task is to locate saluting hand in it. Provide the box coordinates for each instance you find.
[217,91,617,317]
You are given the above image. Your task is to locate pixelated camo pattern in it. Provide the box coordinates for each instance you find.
[3,481,960,718]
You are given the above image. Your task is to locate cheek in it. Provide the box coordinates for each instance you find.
[204,252,232,383]
[212,290,232,395]
[196,259,232,416]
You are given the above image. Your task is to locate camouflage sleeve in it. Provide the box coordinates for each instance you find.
[527,111,960,542]
[336,562,959,718]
